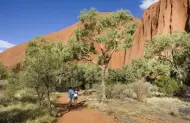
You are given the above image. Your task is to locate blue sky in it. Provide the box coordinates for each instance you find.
[0,0,158,52]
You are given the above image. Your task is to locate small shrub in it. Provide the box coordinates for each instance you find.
[109,84,128,99]
[0,62,8,80]
[87,102,109,112]
[96,83,140,100]
[133,78,150,101]
[105,84,131,100]
[106,108,115,115]
[14,88,36,100]
[0,91,11,105]
[123,84,136,98]
[155,76,180,96]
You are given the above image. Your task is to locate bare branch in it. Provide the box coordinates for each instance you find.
[81,55,103,69]
[109,48,115,57]
[100,43,105,55]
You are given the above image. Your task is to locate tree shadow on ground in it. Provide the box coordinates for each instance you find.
[54,100,87,117]
[0,106,46,123]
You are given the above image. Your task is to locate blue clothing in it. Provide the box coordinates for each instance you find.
[68,89,73,98]
[74,91,78,96]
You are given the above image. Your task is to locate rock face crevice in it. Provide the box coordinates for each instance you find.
[185,0,190,32]
[0,0,190,69]
[170,0,173,33]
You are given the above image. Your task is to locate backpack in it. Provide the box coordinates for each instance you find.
[74,91,78,97]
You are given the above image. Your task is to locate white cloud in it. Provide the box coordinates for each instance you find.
[140,0,159,9]
[0,40,15,53]
[0,40,15,49]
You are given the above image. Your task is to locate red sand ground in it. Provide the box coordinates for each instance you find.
[56,94,117,123]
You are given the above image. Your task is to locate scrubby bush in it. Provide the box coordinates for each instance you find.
[106,84,128,99]
[155,76,181,96]
[0,62,8,80]
[95,81,154,102]
[133,79,150,101]
[96,83,134,100]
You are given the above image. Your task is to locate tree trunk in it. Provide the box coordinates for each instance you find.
[176,66,183,86]
[47,89,52,116]
[101,67,107,102]
[123,49,127,67]
[171,49,183,86]
[35,87,42,106]
[89,83,93,89]
[80,82,86,90]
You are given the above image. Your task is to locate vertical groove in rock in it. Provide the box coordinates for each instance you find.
[166,0,168,9]
[163,15,165,28]
[170,0,173,33]
[185,0,190,32]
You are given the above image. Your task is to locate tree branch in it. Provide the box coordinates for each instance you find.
[81,55,103,69]
[159,54,173,67]
[100,43,105,56]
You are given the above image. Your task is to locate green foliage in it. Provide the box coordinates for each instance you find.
[77,8,136,100]
[107,66,135,84]
[145,31,187,60]
[24,38,61,89]
[23,37,66,113]
[0,62,8,80]
[124,22,137,35]
[6,72,23,99]
[0,102,55,123]
[75,28,89,40]
[79,8,98,24]
[107,68,127,84]
[82,64,101,87]
[94,28,119,50]
[56,64,101,91]
[145,31,190,87]
[131,58,170,79]
[77,8,135,64]
[155,76,181,96]
[67,37,95,60]
[98,9,133,28]
[79,8,98,30]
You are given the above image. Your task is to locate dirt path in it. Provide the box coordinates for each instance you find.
[55,93,190,123]
[56,93,118,123]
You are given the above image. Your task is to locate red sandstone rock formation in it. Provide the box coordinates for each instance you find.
[121,0,190,65]
[0,0,189,69]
